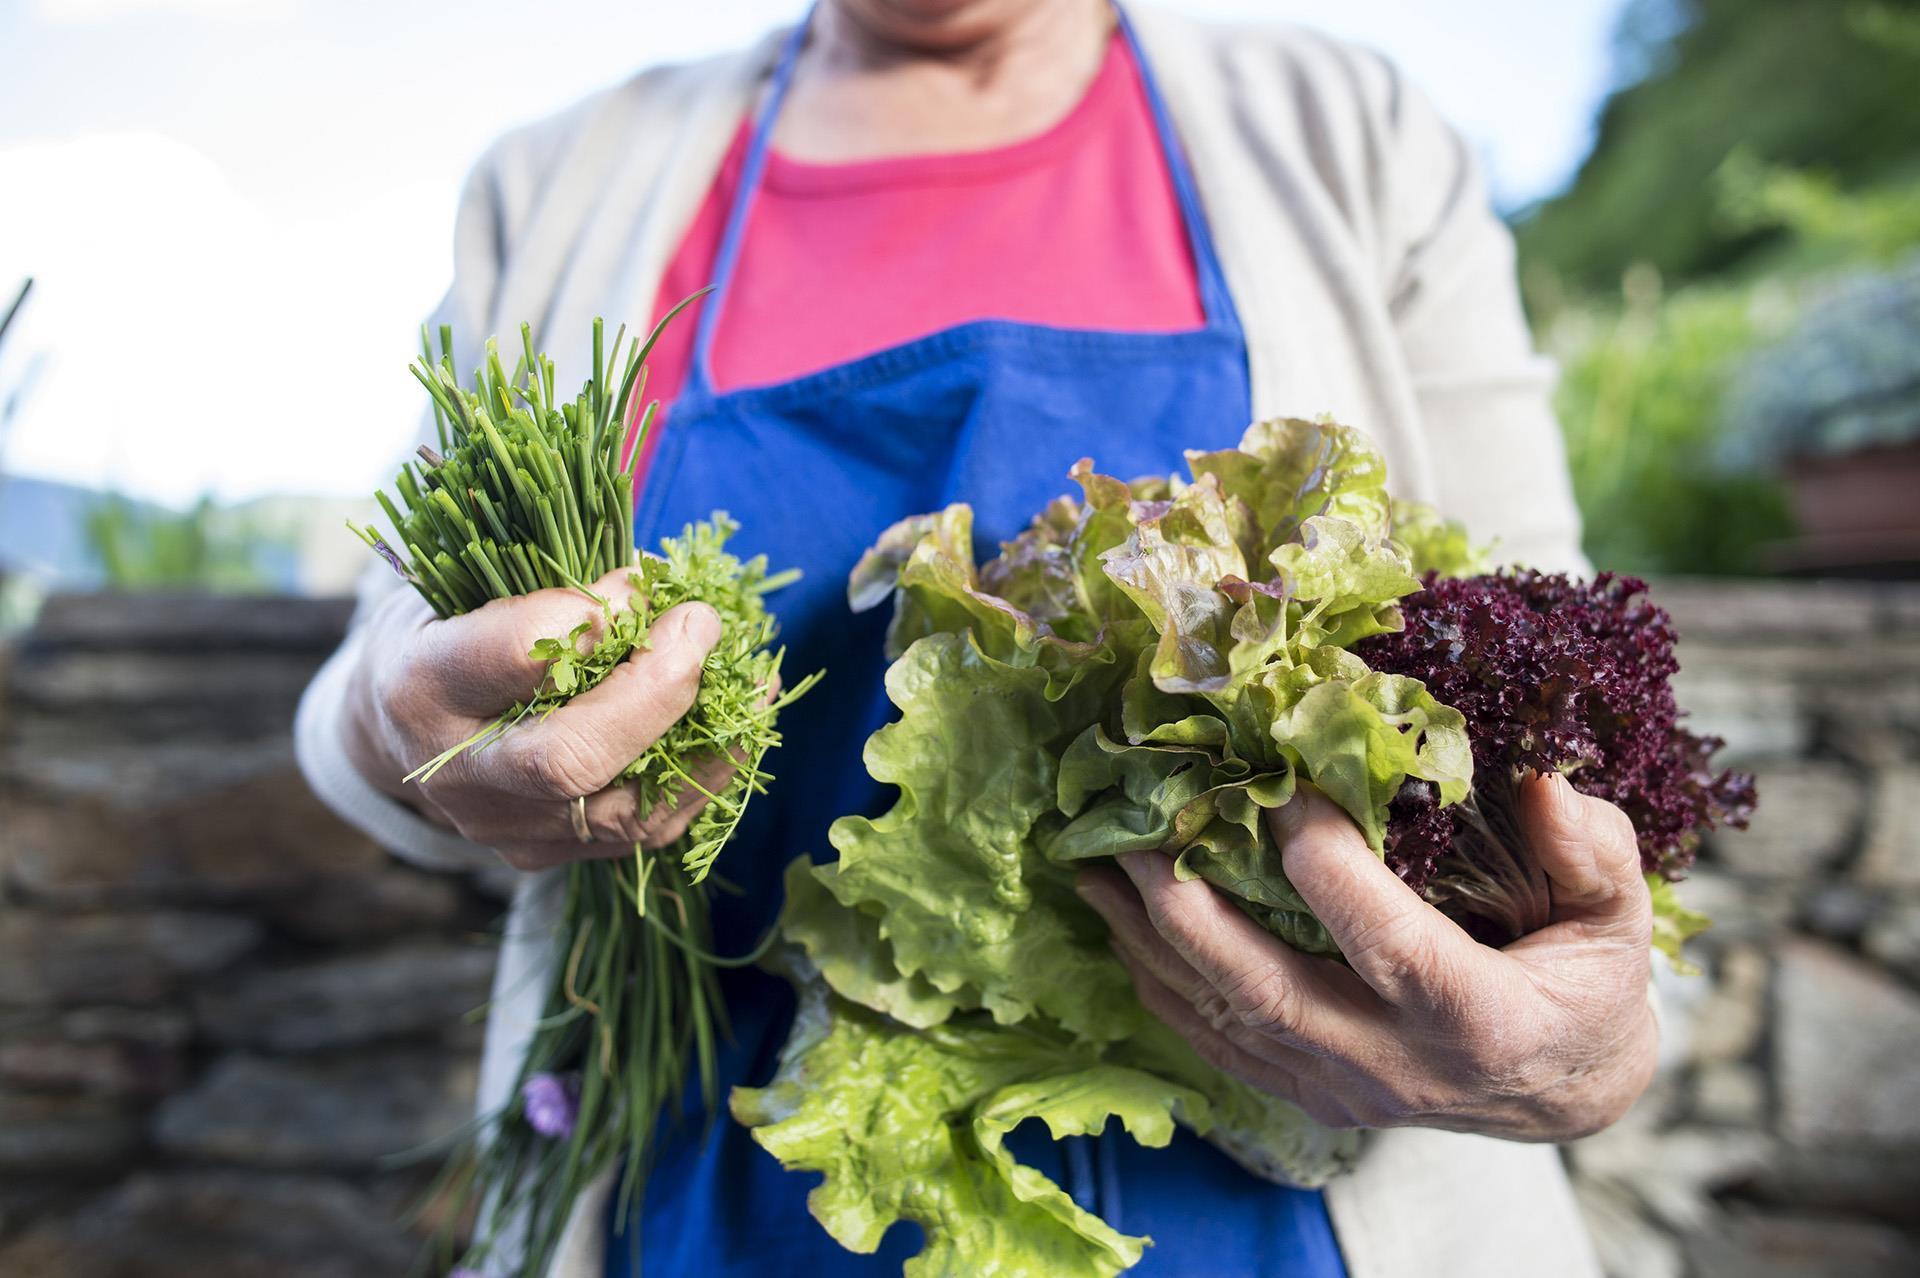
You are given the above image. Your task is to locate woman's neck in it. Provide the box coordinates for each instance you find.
[773,0,1116,162]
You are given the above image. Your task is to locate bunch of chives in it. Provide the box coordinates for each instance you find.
[357,293,821,1278]
[354,295,702,619]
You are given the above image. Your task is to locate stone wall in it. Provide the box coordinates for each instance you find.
[0,582,1916,1277]
[0,595,500,1277]
[1567,580,1920,1277]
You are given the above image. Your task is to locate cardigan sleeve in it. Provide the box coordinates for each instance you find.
[1366,55,1590,575]
[292,150,510,875]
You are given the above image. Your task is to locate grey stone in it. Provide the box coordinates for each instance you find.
[1655,579,1882,642]
[23,592,351,654]
[151,1050,475,1169]
[1750,1146,1920,1223]
[0,1036,183,1098]
[1774,938,1920,1148]
[1571,1178,1682,1278]
[3,649,321,732]
[0,911,260,1005]
[1689,1062,1767,1127]
[261,863,465,942]
[1667,663,1811,763]
[1801,882,1882,941]
[0,1008,192,1095]
[1565,1123,1773,1234]
[1,763,387,908]
[1856,765,1920,889]
[1862,899,1920,984]
[57,1006,193,1047]
[1668,869,1796,947]
[1682,1211,1920,1278]
[0,1170,415,1278]
[0,1093,143,1172]
[1820,676,1920,744]
[194,942,496,1052]
[1685,944,1769,1065]
[1705,762,1861,878]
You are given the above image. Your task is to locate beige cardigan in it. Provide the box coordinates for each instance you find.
[296,6,1600,1275]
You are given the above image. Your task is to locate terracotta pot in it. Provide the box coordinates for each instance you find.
[1767,441,1920,576]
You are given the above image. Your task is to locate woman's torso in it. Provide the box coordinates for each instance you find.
[608,19,1341,1278]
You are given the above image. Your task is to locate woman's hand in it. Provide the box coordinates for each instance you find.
[341,569,730,871]
[1075,774,1657,1143]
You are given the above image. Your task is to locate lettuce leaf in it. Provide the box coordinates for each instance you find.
[739,418,1468,1273]
[731,960,1159,1278]
[733,956,1357,1278]
[821,630,1140,1042]
[1647,871,1711,975]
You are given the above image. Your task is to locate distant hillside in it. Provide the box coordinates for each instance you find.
[0,475,373,594]
[1516,0,1920,290]
[0,474,142,587]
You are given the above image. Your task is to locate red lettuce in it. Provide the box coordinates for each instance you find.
[1356,570,1756,943]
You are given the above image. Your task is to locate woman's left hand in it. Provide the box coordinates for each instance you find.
[1074,773,1658,1143]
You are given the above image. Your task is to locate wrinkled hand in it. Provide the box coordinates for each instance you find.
[343,569,732,871]
[1075,774,1657,1142]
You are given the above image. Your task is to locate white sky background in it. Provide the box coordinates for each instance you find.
[0,0,1627,508]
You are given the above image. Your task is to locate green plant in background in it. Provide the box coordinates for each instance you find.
[1522,0,1920,576]
[82,493,278,593]
[1718,148,1920,271]
[1517,0,1920,291]
[1541,271,1796,576]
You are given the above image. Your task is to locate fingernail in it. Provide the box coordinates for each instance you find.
[1116,850,1152,883]
[679,603,722,650]
[1535,769,1576,816]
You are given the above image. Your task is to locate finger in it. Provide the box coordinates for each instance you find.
[1078,864,1234,1012]
[490,838,637,874]
[1519,773,1651,939]
[458,752,739,848]
[412,568,648,714]
[1270,785,1485,1008]
[1112,944,1362,1129]
[635,754,740,850]
[482,603,722,801]
[1089,853,1383,1058]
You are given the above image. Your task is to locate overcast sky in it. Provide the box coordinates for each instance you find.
[0,0,1627,507]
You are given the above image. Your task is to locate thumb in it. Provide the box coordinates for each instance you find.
[1520,772,1651,936]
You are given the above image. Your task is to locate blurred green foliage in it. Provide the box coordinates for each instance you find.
[1517,0,1920,290]
[1538,272,1797,576]
[83,494,276,593]
[1519,0,1920,575]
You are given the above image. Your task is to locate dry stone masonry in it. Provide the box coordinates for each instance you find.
[1567,579,1920,1278]
[0,595,495,1277]
[0,582,1916,1276]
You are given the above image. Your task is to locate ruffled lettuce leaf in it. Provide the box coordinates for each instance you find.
[733,956,1357,1278]
[745,418,1471,1272]
[731,961,1159,1278]
[1390,498,1488,578]
[1185,416,1392,550]
[779,856,970,1029]
[821,419,1476,1004]
[822,630,1140,1042]
[1647,872,1711,975]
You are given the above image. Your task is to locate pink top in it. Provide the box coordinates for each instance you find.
[636,31,1204,475]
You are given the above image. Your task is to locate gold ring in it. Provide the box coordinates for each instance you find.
[570,794,593,844]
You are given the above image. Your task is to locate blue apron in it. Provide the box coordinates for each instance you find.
[612,7,1346,1276]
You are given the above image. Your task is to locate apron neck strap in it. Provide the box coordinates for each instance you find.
[684,0,1242,398]
[685,10,811,397]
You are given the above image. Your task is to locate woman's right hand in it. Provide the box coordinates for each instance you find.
[341,569,727,871]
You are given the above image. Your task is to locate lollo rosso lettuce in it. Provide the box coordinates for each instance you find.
[731,417,1749,1276]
